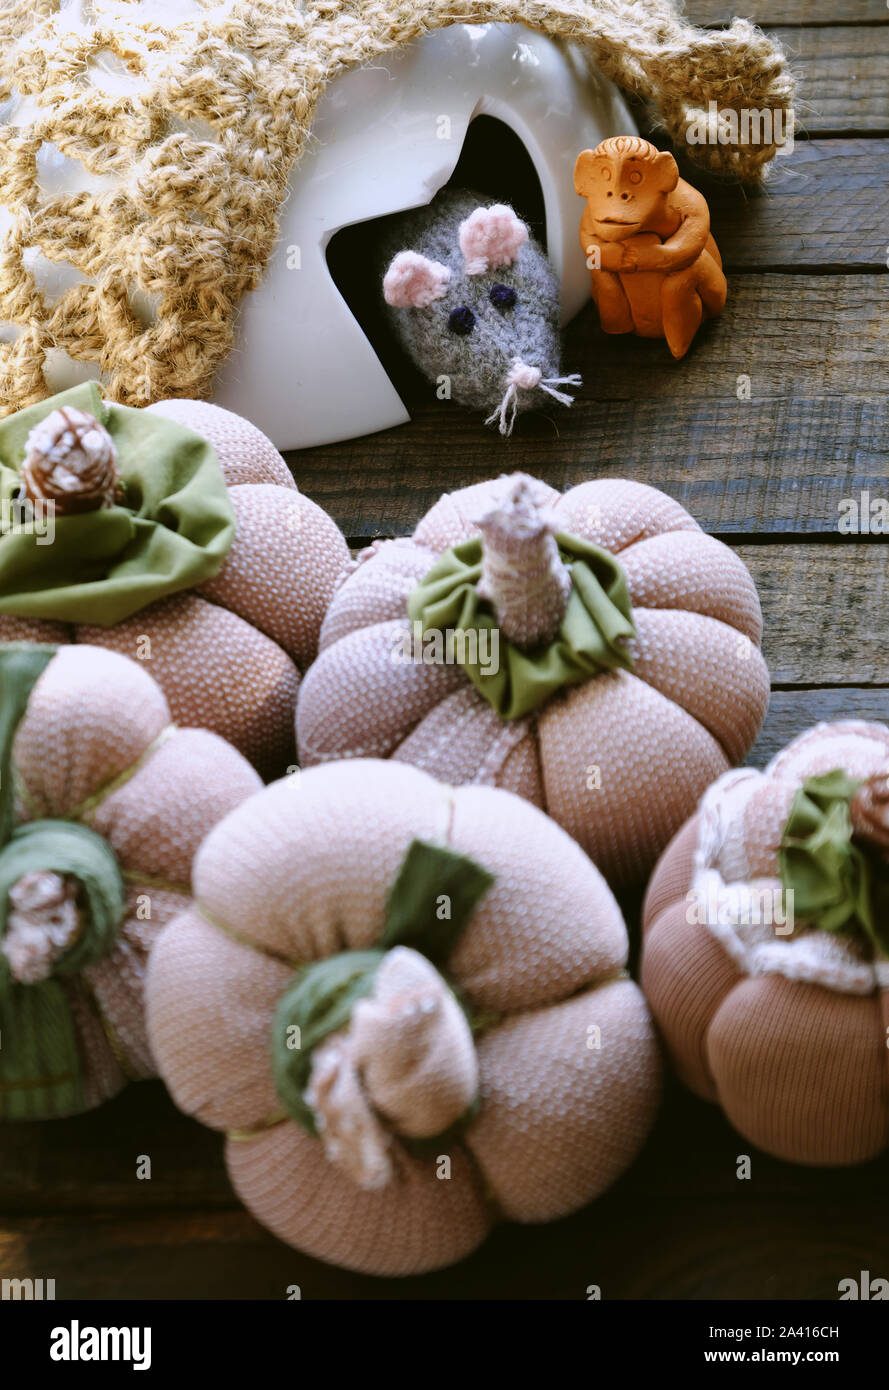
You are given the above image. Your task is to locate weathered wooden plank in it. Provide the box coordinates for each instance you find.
[638,28,888,137]
[740,544,889,685]
[288,286,883,536]
[3,886,887,1242]
[0,1082,232,1214]
[2,1140,887,1299]
[705,139,889,270]
[636,26,887,139]
[749,686,889,765]
[776,26,889,133]
[687,1,888,23]
[289,276,889,540]
[328,545,885,684]
[3,1063,877,1226]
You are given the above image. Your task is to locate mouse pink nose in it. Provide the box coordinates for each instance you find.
[507,360,542,391]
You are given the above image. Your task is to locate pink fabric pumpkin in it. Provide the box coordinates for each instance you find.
[0,643,261,1118]
[1,398,349,779]
[642,721,889,1165]
[147,759,661,1276]
[297,473,769,885]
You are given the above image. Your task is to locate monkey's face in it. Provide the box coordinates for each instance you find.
[575,148,680,243]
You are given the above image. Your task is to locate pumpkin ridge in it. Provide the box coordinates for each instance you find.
[645,724,889,1164]
[618,529,764,644]
[148,758,661,1271]
[0,647,128,1114]
[182,586,294,661]
[71,725,179,825]
[79,973,141,1083]
[302,616,463,764]
[195,900,306,971]
[296,472,768,885]
[627,607,769,765]
[393,688,515,777]
[551,477,702,556]
[1,643,263,1117]
[3,395,347,779]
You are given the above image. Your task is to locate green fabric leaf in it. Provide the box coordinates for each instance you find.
[779,769,889,953]
[406,531,635,721]
[0,820,126,1120]
[0,821,126,973]
[0,977,83,1120]
[0,643,56,847]
[272,949,385,1134]
[381,839,495,965]
[271,839,495,1133]
[0,643,126,1118]
[0,382,236,626]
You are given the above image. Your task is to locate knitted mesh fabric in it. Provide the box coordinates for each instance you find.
[297,477,770,887]
[10,644,262,1115]
[0,400,350,778]
[379,189,566,421]
[147,759,662,1276]
[641,721,889,1165]
[0,1,793,413]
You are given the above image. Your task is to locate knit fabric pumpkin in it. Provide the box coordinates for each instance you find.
[0,385,350,778]
[642,721,889,1165]
[147,759,661,1276]
[0,642,261,1119]
[297,473,770,886]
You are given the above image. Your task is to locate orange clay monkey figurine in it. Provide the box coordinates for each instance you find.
[575,136,726,359]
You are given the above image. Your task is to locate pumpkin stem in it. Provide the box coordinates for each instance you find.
[2,871,81,983]
[475,474,571,649]
[21,407,120,515]
[304,947,478,1190]
[850,769,889,858]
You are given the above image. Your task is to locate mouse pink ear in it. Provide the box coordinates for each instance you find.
[383,251,451,308]
[459,205,529,275]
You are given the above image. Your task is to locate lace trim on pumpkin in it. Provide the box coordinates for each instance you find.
[691,767,882,996]
[763,720,889,781]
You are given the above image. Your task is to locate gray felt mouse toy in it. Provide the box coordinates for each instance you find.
[381,189,581,435]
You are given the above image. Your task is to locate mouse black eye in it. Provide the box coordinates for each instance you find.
[489,283,517,310]
[448,305,475,335]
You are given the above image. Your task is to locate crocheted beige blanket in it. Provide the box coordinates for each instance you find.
[0,0,793,414]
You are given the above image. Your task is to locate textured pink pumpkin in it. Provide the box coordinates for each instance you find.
[1,398,349,778]
[297,473,770,884]
[147,759,661,1276]
[642,722,889,1165]
[0,643,260,1118]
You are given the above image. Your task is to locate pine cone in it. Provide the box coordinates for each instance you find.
[20,407,121,515]
[850,769,889,857]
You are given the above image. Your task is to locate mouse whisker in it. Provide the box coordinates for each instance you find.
[485,382,519,436]
[538,374,582,407]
